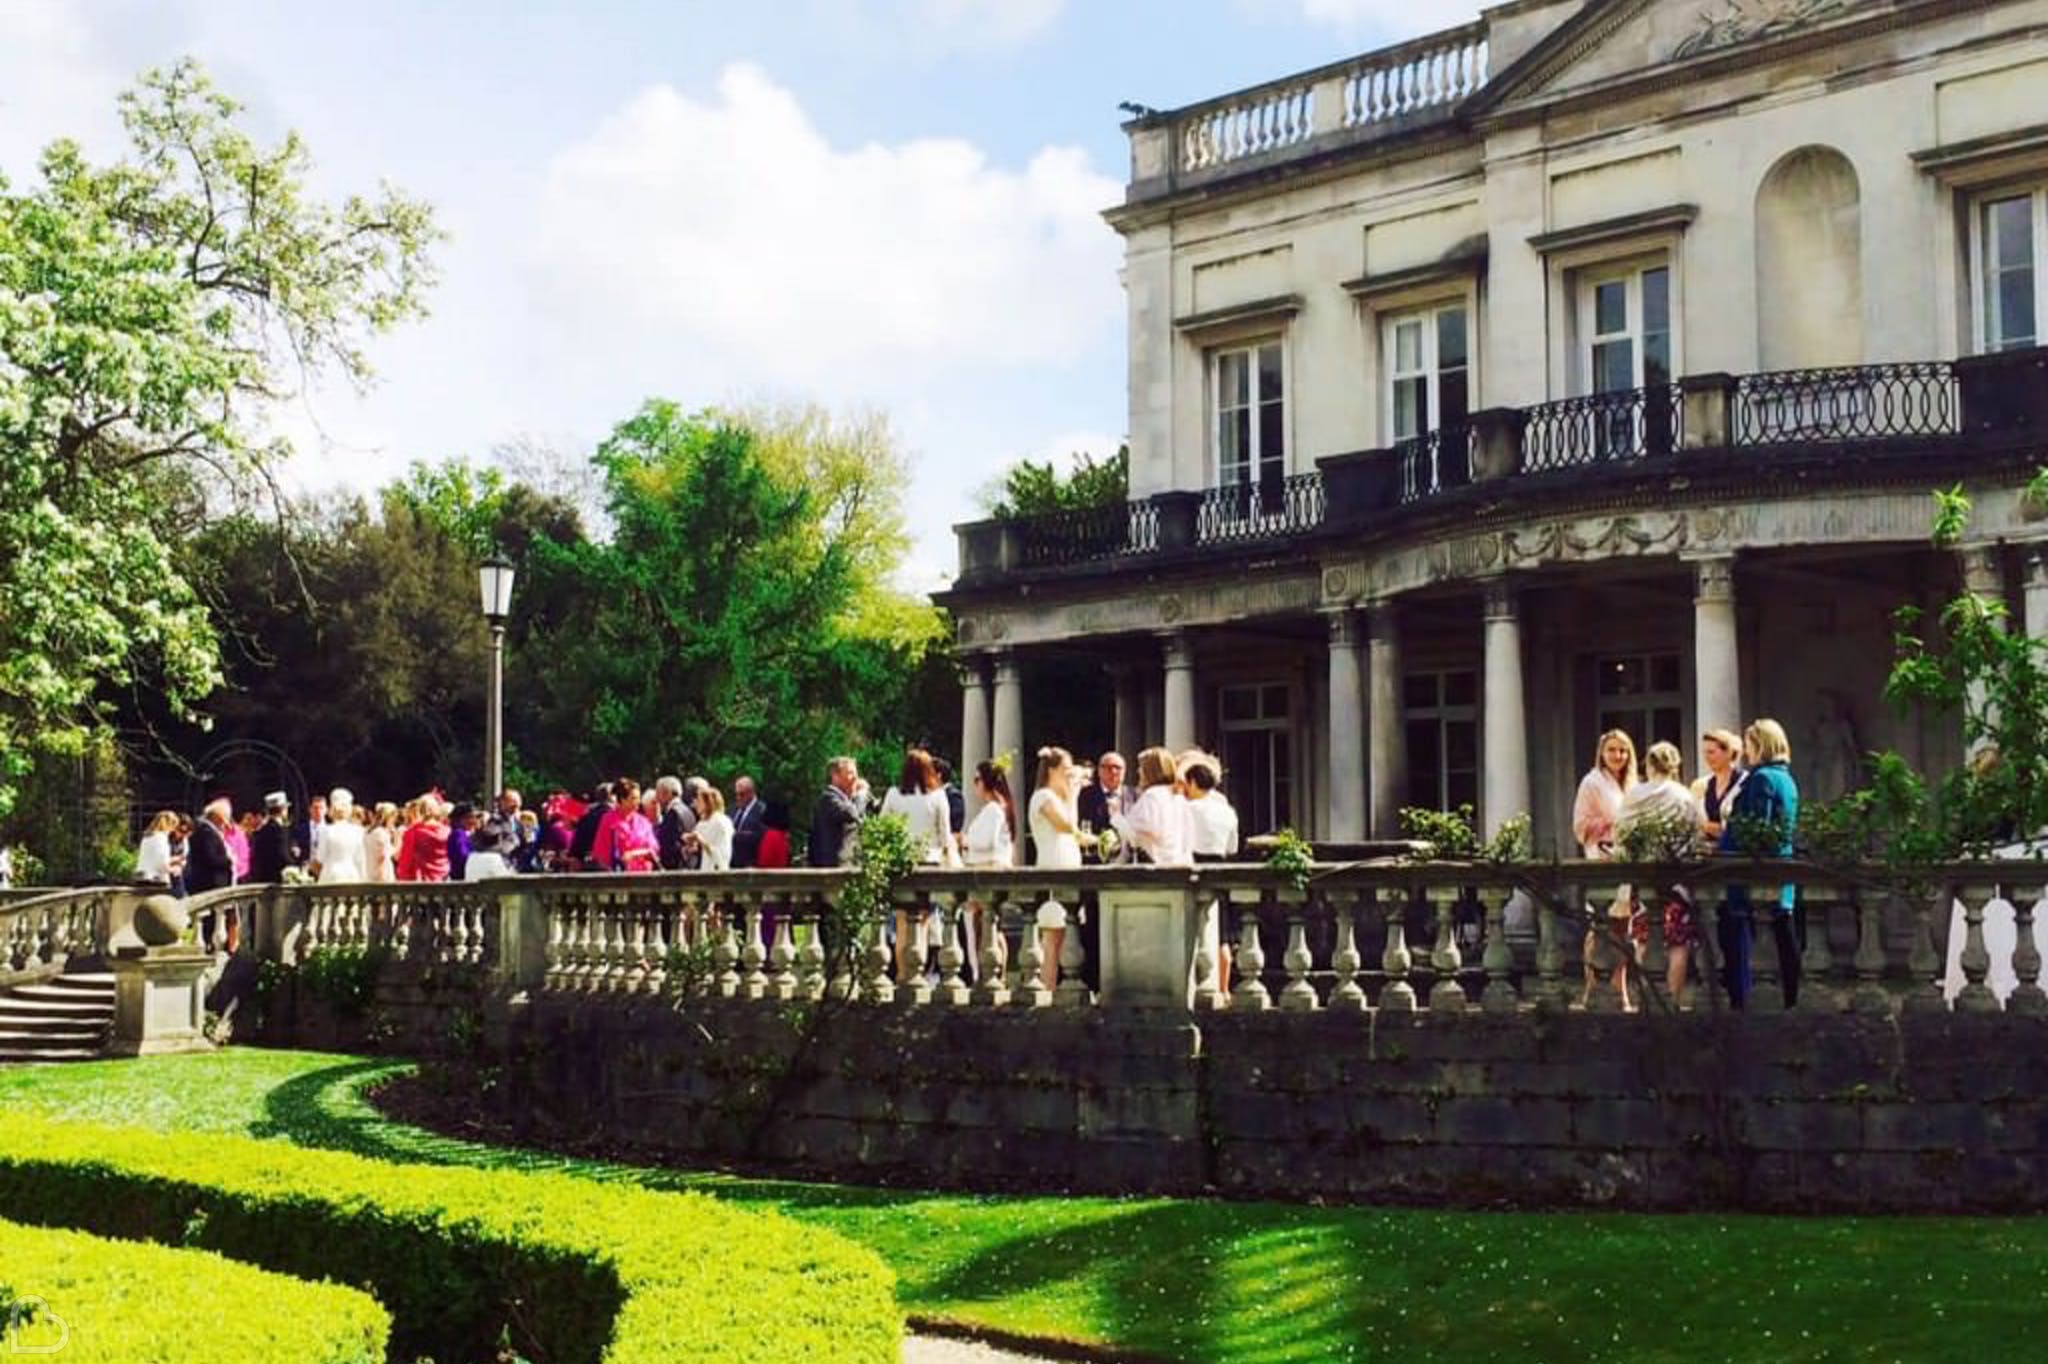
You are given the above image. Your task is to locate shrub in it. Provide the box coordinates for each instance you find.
[0,1113,899,1364]
[0,1217,389,1362]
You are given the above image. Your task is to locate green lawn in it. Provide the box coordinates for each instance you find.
[2,1050,2041,1363]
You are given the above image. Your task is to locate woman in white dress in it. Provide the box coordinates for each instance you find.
[135,811,181,886]
[1118,747,1193,867]
[364,803,401,883]
[694,784,735,871]
[1028,746,1086,991]
[962,761,1016,981]
[313,788,367,883]
[1616,741,1698,1004]
[1572,729,1638,1010]
[881,749,956,981]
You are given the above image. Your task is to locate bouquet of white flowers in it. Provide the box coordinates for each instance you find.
[1094,827,1122,862]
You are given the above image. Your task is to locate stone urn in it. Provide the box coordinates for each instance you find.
[132,893,192,948]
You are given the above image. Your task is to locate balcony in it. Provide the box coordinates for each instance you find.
[951,349,2048,586]
[1121,22,1490,206]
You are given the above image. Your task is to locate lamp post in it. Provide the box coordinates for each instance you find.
[478,553,516,799]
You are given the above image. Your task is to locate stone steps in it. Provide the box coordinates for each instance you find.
[0,971,114,1063]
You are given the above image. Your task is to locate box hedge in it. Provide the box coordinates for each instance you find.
[0,1113,898,1364]
[0,1217,389,1362]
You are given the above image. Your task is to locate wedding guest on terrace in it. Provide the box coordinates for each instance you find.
[1720,719,1802,1009]
[397,796,452,883]
[365,803,401,882]
[135,811,182,887]
[1028,746,1086,990]
[1572,730,1638,1011]
[592,778,659,873]
[1618,742,1698,1004]
[187,799,238,896]
[807,758,864,869]
[693,784,735,873]
[250,791,300,884]
[313,789,367,883]
[962,760,1017,983]
[1693,728,1747,845]
[227,810,256,882]
[1118,747,1192,868]
[1078,752,1136,863]
[569,783,613,870]
[882,749,957,979]
[730,776,768,868]
[655,776,694,871]
[169,816,193,898]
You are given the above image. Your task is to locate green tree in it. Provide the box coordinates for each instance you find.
[982,444,1129,518]
[0,58,439,815]
[520,403,947,812]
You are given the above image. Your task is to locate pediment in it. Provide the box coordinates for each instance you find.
[1482,0,1923,114]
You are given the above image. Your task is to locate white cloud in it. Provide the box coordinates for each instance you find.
[531,63,1122,392]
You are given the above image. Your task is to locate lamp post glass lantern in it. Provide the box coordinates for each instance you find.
[479,555,516,798]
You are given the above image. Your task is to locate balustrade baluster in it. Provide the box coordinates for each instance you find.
[1380,893,1417,1012]
[1584,893,1623,1014]
[2012,890,2047,1014]
[644,898,670,996]
[622,899,650,995]
[1801,893,1839,1012]
[769,907,801,1001]
[1637,887,1669,1008]
[715,902,743,997]
[1329,892,1368,1012]
[1480,891,1518,1014]
[1055,905,1090,1007]
[1748,899,1783,1014]
[453,894,475,964]
[1906,888,1946,1014]
[793,894,826,1001]
[972,892,1010,1007]
[933,894,969,1006]
[740,897,770,1000]
[1849,894,1889,1014]
[1693,892,1727,1012]
[863,906,896,1004]
[1427,888,1466,1013]
[896,893,933,1007]
[1532,894,1564,1012]
[1955,884,1999,1014]
[1232,895,1271,1011]
[585,897,612,991]
[1279,892,1317,1011]
[1192,890,1224,1011]
[1014,894,1051,1008]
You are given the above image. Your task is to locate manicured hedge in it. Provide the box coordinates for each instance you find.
[0,1217,389,1362]
[0,1113,898,1364]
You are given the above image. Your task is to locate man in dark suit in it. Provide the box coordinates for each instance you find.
[730,775,767,869]
[806,758,864,868]
[1077,752,1137,863]
[249,792,299,883]
[569,783,613,869]
[655,776,697,871]
[185,797,237,894]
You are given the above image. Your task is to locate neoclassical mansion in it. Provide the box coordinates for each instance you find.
[944,0,2048,852]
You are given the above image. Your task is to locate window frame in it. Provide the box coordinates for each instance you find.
[1971,184,2048,354]
[1402,669,1480,819]
[1574,257,1674,397]
[1381,301,1474,446]
[1208,337,1288,492]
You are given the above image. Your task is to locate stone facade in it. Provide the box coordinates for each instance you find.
[943,0,2048,853]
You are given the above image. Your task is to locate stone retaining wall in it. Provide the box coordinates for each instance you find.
[417,994,2048,1213]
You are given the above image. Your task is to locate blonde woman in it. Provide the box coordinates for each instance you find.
[1028,746,1085,989]
[1619,741,1698,1003]
[1573,729,1638,1009]
[135,811,182,886]
[364,804,402,882]
[1118,747,1192,867]
[1720,719,1802,1009]
[1693,728,1746,844]
[694,784,735,872]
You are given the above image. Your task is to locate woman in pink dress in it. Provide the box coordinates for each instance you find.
[592,778,660,873]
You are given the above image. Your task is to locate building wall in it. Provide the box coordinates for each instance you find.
[1122,1,2048,496]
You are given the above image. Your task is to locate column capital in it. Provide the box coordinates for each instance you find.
[957,654,993,689]
[1158,628,1195,671]
[2024,543,2048,588]
[1958,543,2005,599]
[1688,552,1736,604]
[1322,606,1362,648]
[991,647,1024,684]
[1479,577,1520,622]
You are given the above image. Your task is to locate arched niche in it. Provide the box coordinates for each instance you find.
[1755,146,1863,370]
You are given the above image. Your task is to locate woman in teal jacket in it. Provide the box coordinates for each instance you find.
[1717,718,1801,1008]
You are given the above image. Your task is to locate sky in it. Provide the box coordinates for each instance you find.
[0,0,1485,592]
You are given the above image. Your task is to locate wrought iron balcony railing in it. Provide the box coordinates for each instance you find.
[953,350,2042,581]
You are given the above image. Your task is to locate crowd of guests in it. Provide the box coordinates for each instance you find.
[131,775,794,897]
[1571,718,1799,1011]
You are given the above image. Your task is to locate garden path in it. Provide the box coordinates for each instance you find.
[904,1334,1066,1363]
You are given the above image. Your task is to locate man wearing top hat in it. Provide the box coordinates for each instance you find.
[249,791,302,883]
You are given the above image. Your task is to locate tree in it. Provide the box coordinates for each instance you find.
[0,59,438,815]
[981,445,1129,518]
[518,402,948,811]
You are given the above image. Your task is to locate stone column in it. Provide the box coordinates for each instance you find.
[1324,609,1367,842]
[1481,580,1531,839]
[2024,547,2048,642]
[1960,545,2007,751]
[960,656,991,818]
[1366,602,1405,838]
[1112,665,1145,760]
[1692,554,1741,738]
[991,650,1025,785]
[1162,630,1197,753]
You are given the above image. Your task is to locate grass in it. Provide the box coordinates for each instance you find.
[3,1050,2044,1363]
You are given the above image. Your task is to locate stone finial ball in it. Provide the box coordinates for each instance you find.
[133,894,191,947]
